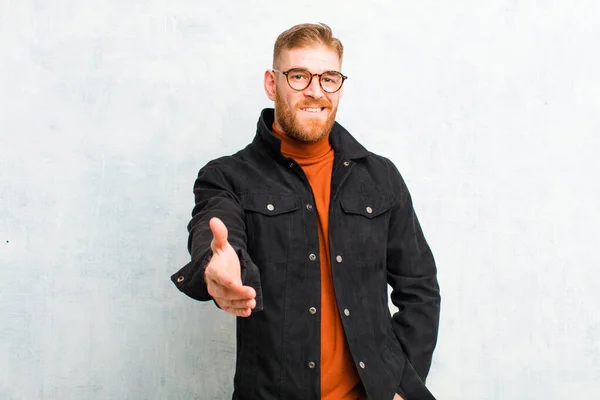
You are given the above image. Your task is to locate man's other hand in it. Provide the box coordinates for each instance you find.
[393,394,405,400]
[205,217,256,317]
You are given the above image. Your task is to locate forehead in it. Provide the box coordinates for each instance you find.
[279,45,341,71]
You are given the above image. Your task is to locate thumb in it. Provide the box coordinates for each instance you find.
[209,217,229,252]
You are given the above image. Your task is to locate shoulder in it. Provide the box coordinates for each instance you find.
[332,122,402,174]
[341,135,409,203]
[198,143,256,175]
[193,142,268,196]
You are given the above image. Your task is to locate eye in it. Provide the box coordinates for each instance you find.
[287,69,310,81]
[290,74,308,81]
[322,73,340,84]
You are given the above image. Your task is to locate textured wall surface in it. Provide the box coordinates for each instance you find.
[1,1,599,399]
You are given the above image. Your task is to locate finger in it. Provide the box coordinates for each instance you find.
[220,298,256,309]
[223,284,255,300]
[242,285,256,299]
[209,217,229,252]
[217,277,256,299]
[208,280,255,301]
[222,306,252,318]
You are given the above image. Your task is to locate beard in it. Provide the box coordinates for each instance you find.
[274,90,338,143]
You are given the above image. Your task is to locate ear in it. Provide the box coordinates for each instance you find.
[264,70,276,101]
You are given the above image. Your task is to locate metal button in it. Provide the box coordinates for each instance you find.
[359,361,365,369]
[309,307,317,314]
[343,161,350,166]
[306,204,313,210]
[344,308,350,316]
[308,361,316,369]
[288,162,294,168]
[267,204,275,211]
[309,253,316,261]
[176,276,185,283]
[366,206,373,214]
[336,255,343,263]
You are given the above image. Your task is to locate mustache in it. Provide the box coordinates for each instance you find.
[295,99,331,109]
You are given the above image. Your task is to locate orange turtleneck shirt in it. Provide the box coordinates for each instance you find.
[272,123,365,400]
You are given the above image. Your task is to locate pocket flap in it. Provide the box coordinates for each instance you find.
[241,193,299,216]
[340,194,394,219]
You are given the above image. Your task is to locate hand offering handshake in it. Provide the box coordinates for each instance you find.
[204,217,257,317]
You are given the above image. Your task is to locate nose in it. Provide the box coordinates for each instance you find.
[303,74,325,99]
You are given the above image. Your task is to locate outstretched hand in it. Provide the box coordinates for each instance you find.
[204,217,256,317]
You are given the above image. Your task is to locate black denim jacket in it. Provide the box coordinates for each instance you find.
[172,109,440,400]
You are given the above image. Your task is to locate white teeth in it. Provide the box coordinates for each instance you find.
[303,108,322,112]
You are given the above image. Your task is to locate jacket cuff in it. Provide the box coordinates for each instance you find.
[237,248,264,312]
[171,254,212,301]
[399,361,436,400]
[396,386,407,399]
[171,248,263,313]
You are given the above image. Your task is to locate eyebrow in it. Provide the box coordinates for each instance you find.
[286,66,342,73]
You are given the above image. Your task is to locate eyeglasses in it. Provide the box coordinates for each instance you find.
[272,68,348,93]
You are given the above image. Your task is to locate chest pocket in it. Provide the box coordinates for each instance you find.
[339,189,394,263]
[339,194,394,219]
[240,193,299,263]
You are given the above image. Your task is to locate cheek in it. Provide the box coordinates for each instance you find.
[288,97,304,112]
[276,87,296,109]
[328,94,340,108]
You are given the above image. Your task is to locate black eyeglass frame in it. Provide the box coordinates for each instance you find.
[272,68,348,93]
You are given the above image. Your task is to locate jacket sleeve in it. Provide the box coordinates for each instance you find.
[385,159,440,383]
[170,162,263,312]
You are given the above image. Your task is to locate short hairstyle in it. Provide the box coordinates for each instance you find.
[273,23,344,68]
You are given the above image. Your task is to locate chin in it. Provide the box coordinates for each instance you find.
[298,125,329,142]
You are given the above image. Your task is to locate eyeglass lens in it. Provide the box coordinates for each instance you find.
[286,69,343,93]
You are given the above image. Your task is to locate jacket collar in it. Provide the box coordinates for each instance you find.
[253,108,370,161]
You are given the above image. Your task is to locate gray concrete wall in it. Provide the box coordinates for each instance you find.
[1,1,599,399]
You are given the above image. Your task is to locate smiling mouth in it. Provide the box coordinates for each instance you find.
[300,107,326,113]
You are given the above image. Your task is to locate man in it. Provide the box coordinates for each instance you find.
[171,23,440,400]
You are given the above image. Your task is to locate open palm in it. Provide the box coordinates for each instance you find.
[204,217,256,317]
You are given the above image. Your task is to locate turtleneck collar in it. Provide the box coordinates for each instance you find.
[271,122,332,160]
[252,108,370,162]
